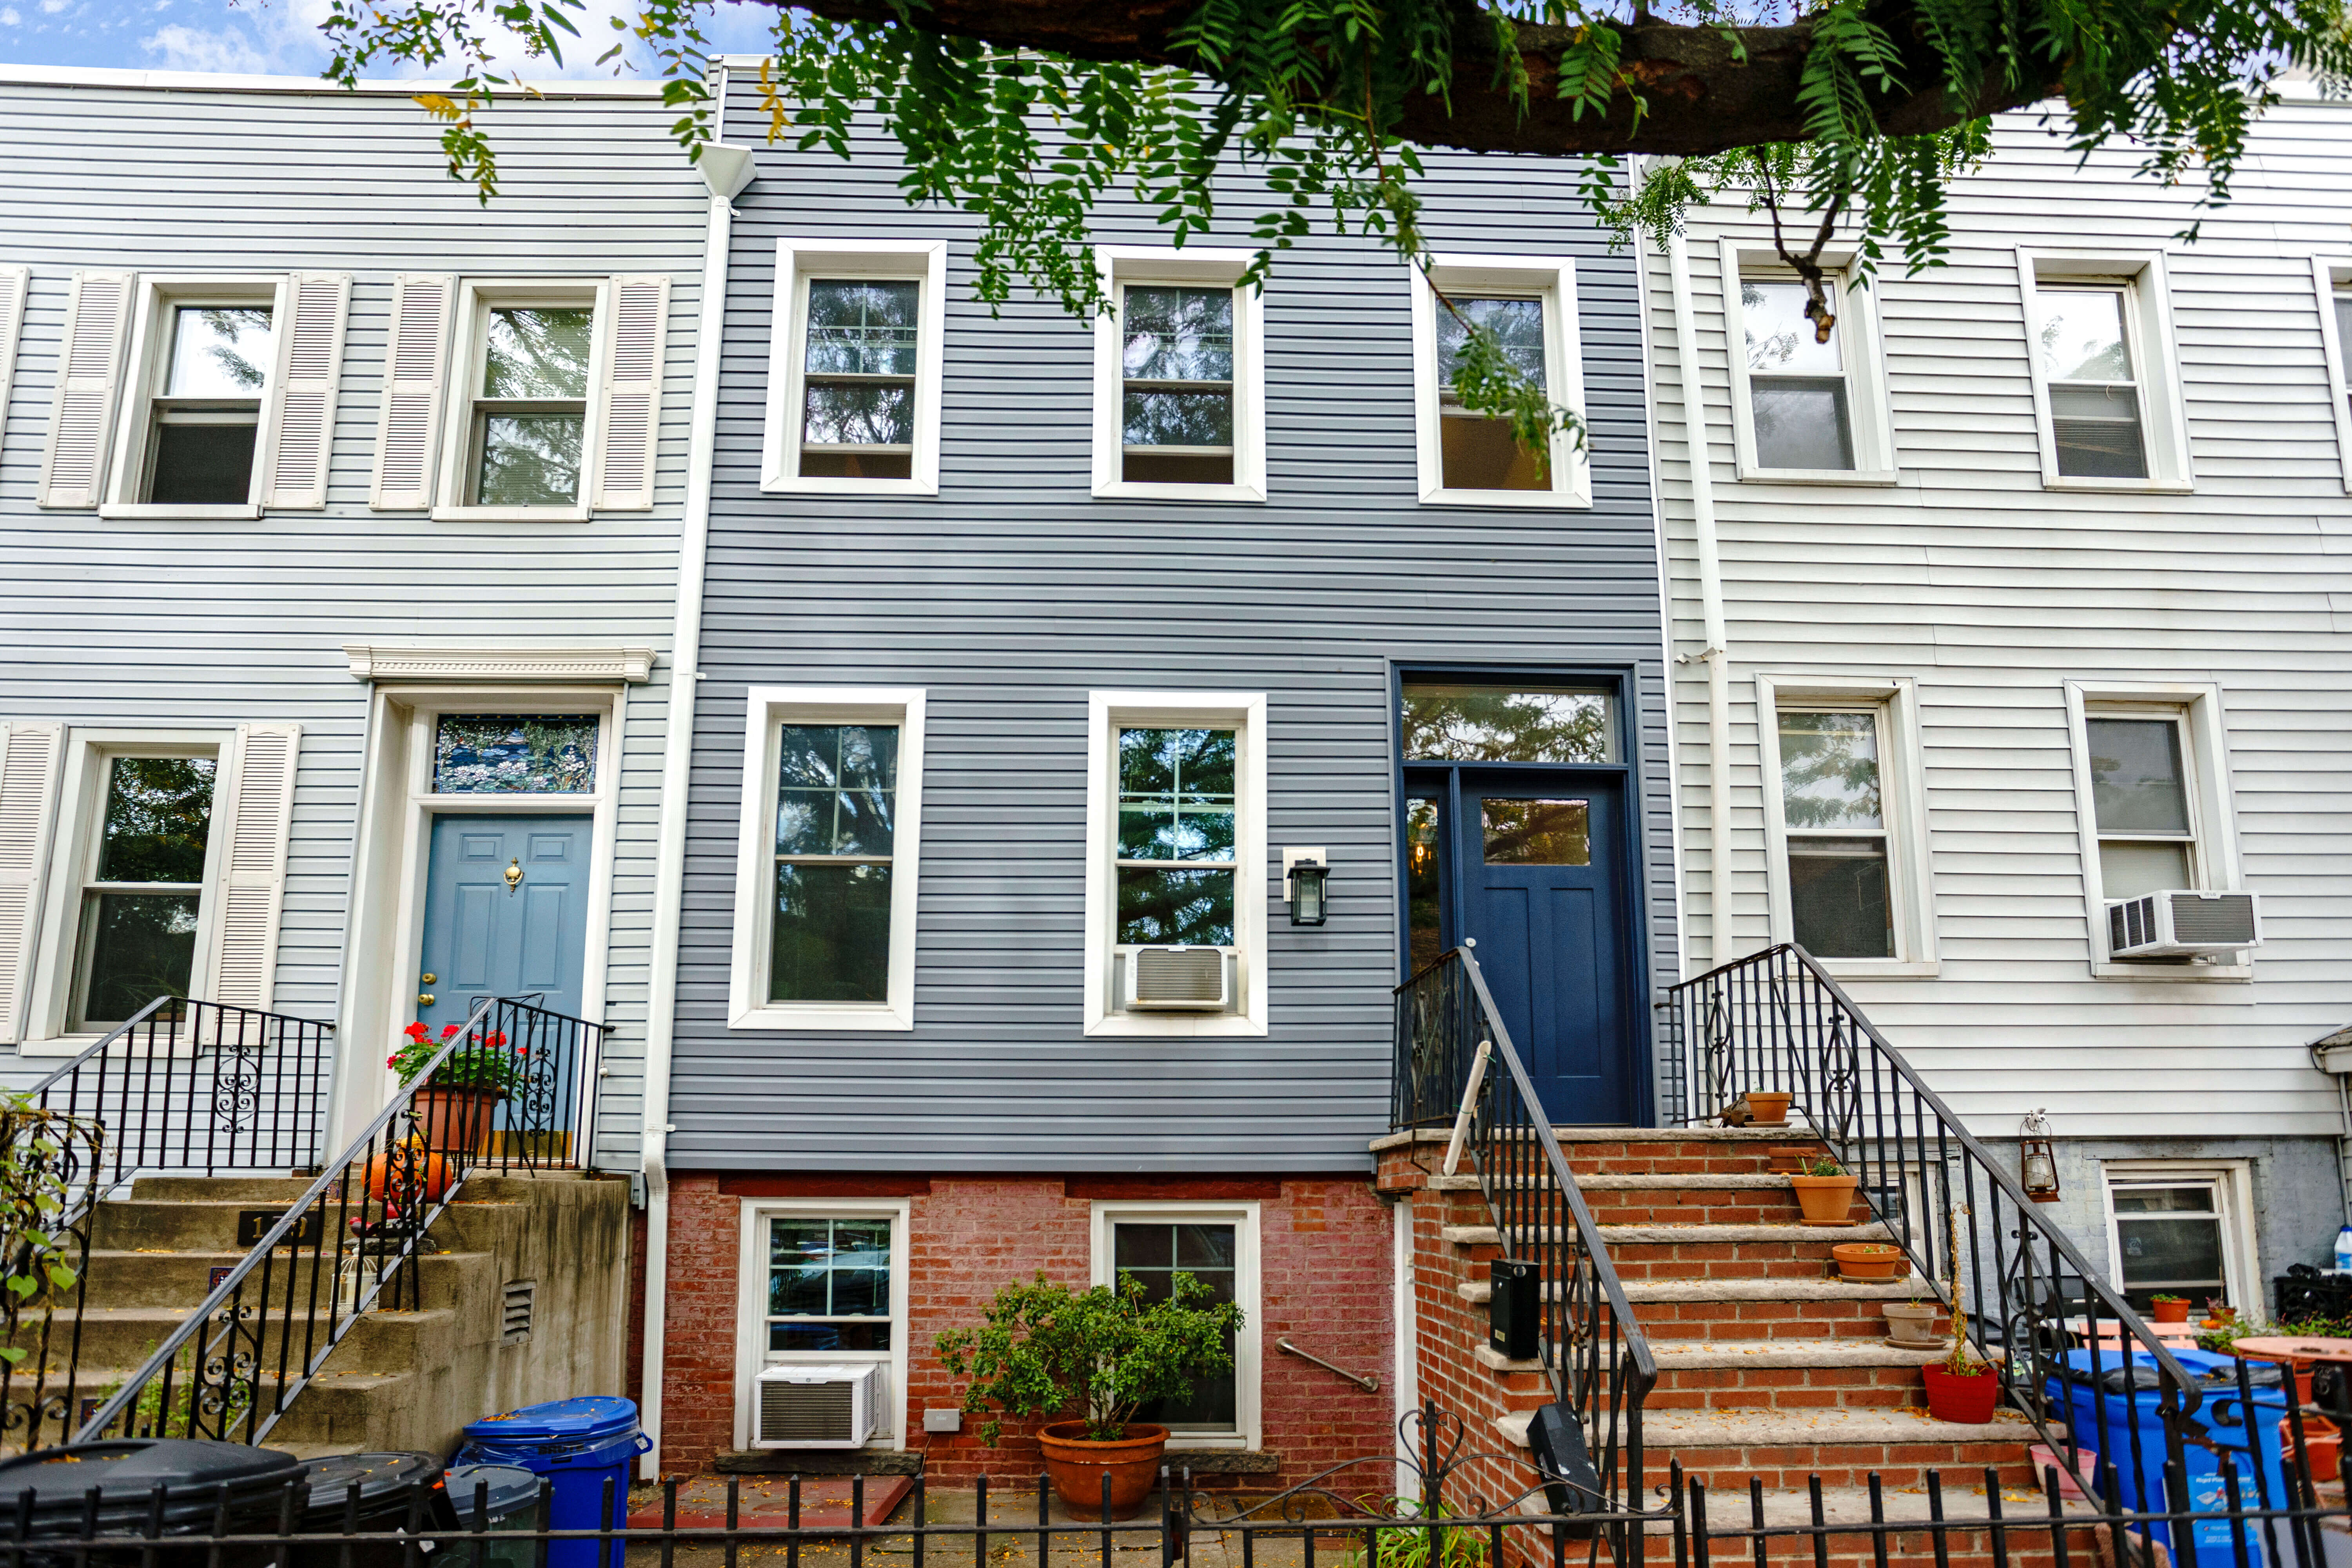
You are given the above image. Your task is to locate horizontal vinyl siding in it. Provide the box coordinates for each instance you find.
[670,102,1678,1171]
[0,84,707,1163]
[1654,102,2352,1139]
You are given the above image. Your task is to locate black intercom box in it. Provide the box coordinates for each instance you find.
[1490,1259,1539,1360]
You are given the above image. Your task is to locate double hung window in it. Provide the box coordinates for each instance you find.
[465,305,594,507]
[1409,256,1588,506]
[69,753,217,1029]
[2034,285,2145,480]
[2103,1168,2248,1313]
[2335,284,2352,425]
[740,1200,909,1449]
[143,305,274,505]
[1434,297,1549,491]
[1120,288,1236,486]
[1114,727,1236,948]
[2084,714,2197,900]
[1740,279,1853,472]
[1776,710,1892,960]
[765,1214,895,1352]
[2322,265,2352,488]
[765,242,945,494]
[1090,1201,1260,1445]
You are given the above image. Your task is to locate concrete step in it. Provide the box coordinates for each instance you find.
[128,1175,319,1203]
[1623,1276,1927,1340]
[83,1247,493,1311]
[1637,1406,2044,1489]
[1647,1338,1953,1411]
[5,1305,460,1372]
[1599,1220,1896,1278]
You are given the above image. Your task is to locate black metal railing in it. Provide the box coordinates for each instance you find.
[70,995,606,1448]
[1662,943,2213,1553]
[1393,945,1659,1555]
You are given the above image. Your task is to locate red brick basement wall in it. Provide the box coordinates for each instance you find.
[656,1172,1396,1488]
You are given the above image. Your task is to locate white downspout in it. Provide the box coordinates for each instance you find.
[637,99,751,1479]
[1664,230,1735,969]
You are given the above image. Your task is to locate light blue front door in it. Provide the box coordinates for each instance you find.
[417,814,591,1034]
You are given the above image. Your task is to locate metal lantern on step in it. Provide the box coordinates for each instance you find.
[2020,1109,2061,1203]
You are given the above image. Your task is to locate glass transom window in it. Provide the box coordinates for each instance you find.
[1121,287,1235,485]
[771,723,899,1003]
[432,715,599,795]
[2036,286,2146,480]
[1779,710,1893,960]
[470,305,593,506]
[147,305,273,506]
[802,279,919,480]
[1402,684,1613,763]
[767,1216,893,1352]
[2087,715,2193,899]
[1743,279,1853,471]
[1435,297,1549,491]
[1116,727,1236,946]
[72,755,217,1028]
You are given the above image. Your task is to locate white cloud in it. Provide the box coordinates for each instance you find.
[0,6,22,24]
[38,0,71,13]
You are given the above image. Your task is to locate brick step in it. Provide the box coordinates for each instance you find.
[1648,1339,1951,1410]
[1428,1171,1822,1228]
[1635,1406,2044,1490]
[1622,1277,1931,1340]
[1598,1221,1896,1278]
[1633,1481,2102,1568]
[1551,1127,1828,1179]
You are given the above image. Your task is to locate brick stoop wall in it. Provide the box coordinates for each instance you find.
[655,1172,1396,1488]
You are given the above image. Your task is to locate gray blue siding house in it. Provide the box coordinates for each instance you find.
[639,64,1680,1480]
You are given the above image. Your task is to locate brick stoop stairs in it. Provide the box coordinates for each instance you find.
[14,1171,629,1457]
[1376,1124,2086,1564]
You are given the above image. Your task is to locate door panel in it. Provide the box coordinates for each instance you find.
[418,813,590,1034]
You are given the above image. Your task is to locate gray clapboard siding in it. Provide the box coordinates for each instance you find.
[0,73,706,1158]
[666,91,1678,1172]
[1652,100,2352,1140]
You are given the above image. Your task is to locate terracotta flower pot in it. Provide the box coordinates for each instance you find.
[2283,1413,2342,1484]
[1036,1421,1169,1521]
[1832,1243,1906,1282]
[1922,1363,2001,1425]
[2152,1298,2191,1324]
[1884,1302,1942,1345]
[1743,1092,1794,1127]
[1789,1174,1860,1226]
[1768,1147,1816,1174]
[412,1085,503,1156]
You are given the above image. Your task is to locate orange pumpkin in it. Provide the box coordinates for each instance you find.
[363,1142,454,1209]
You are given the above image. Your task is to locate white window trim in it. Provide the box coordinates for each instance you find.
[2099,1159,2258,1312]
[23,728,234,1051]
[1408,254,1592,508]
[2016,249,2194,494]
[430,278,609,523]
[1089,1199,1261,1451]
[1092,247,1267,503]
[1754,675,1937,978]
[98,274,289,521]
[727,685,926,1032]
[733,1196,911,1453]
[2062,680,2247,980]
[2312,257,2352,494]
[1083,690,1267,1037]
[1719,241,1898,485]
[760,239,947,497]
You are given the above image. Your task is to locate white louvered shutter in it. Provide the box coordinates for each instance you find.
[38,271,132,509]
[207,724,300,1014]
[0,267,29,438]
[263,272,351,510]
[0,723,64,1045]
[592,274,670,511]
[370,274,454,510]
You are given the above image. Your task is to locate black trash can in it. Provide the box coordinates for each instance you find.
[0,1439,309,1568]
[293,1453,459,1568]
[440,1466,543,1568]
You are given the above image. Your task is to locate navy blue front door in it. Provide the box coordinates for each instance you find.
[1418,773,1635,1125]
[417,814,590,1034]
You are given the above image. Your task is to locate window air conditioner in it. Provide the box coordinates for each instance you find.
[2106,890,2261,958]
[754,1363,882,1449]
[1125,946,1229,1011]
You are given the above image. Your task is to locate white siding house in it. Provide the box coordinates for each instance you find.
[1644,93,2352,1301]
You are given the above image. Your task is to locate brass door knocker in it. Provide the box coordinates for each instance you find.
[504,858,524,894]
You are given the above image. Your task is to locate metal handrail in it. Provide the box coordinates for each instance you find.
[1392,945,1658,1552]
[1662,942,2208,1530]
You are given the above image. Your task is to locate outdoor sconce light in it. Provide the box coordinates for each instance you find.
[1284,849,1330,927]
[2020,1109,2061,1203]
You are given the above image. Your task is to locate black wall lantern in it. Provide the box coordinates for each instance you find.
[1285,851,1329,926]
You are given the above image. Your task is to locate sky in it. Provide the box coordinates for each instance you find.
[0,0,780,83]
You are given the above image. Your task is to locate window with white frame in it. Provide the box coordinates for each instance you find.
[1757,677,1935,974]
[764,241,947,495]
[2019,254,2191,490]
[136,302,274,505]
[1091,1202,1259,1446]
[2102,1165,2252,1314]
[66,751,219,1029]
[2085,712,2200,900]
[728,688,926,1031]
[738,1199,909,1449]
[1720,245,1895,482]
[459,298,596,507]
[2335,283,2352,424]
[1083,692,1266,1035]
[1409,256,1589,506]
[2317,260,2352,491]
[1093,249,1265,501]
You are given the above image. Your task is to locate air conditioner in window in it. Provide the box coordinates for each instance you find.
[1125,946,1229,1011]
[2106,890,2261,958]
[754,1363,882,1449]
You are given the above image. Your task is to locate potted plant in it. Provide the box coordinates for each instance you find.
[1742,1091,1794,1127]
[389,1021,524,1155]
[1883,1287,1941,1347]
[1789,1156,1860,1226]
[2200,1297,2236,1329]
[2151,1294,2191,1325]
[1767,1146,1815,1174]
[1831,1242,1906,1282]
[1919,1203,2000,1423]
[936,1272,1244,1521]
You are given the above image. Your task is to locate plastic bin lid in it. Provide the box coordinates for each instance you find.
[443,1465,541,1522]
[2049,1346,2282,1393]
[0,1440,308,1530]
[298,1453,445,1521]
[462,1397,639,1448]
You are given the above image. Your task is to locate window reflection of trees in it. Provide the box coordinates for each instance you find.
[1402,687,1611,764]
[1777,713,1882,829]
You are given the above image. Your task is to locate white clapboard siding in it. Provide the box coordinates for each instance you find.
[263,272,351,510]
[206,724,300,1015]
[37,271,132,508]
[370,274,454,510]
[0,267,27,438]
[593,274,669,511]
[0,724,63,1046]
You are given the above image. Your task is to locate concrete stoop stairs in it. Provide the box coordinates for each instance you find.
[1377,1127,2078,1564]
[20,1172,572,1457]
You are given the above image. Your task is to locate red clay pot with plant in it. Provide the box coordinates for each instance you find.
[2152,1296,2192,1324]
[1035,1422,1172,1519]
[390,1021,525,1156]
[1922,1362,2001,1424]
[1790,1159,1861,1226]
[1832,1242,1906,1282]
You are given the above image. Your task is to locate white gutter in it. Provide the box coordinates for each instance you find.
[1664,230,1736,969]
[637,82,751,1477]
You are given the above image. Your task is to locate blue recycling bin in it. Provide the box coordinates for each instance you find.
[2045,1347,2296,1563]
[454,1397,649,1568]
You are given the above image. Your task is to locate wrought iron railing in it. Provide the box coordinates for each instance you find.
[1392,944,1658,1555]
[70,995,605,1447]
[1662,943,2213,1542]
